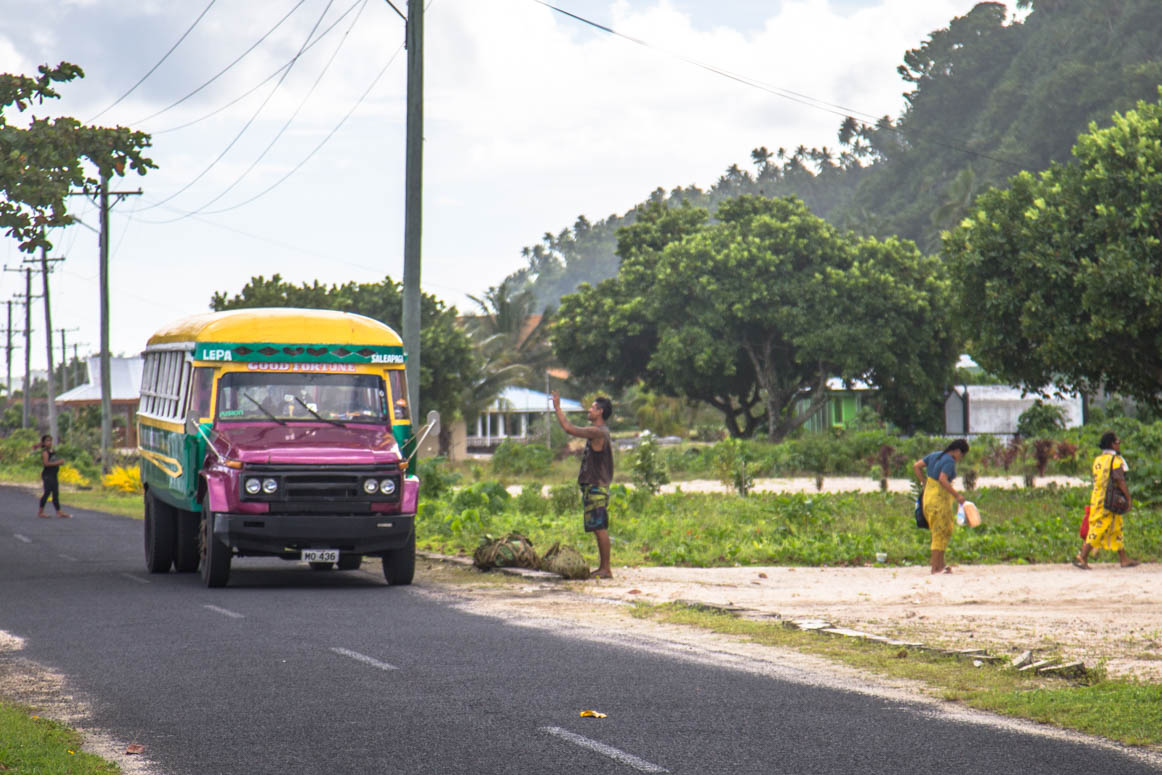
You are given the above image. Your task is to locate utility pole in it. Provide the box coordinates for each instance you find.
[90,174,142,473]
[56,328,79,392]
[3,267,41,429]
[401,0,424,417]
[25,245,64,440]
[3,301,16,405]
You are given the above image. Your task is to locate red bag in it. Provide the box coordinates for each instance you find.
[1080,505,1090,540]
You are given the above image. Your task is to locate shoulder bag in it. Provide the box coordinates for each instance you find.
[1103,454,1131,514]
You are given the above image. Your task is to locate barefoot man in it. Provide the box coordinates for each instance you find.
[552,391,614,579]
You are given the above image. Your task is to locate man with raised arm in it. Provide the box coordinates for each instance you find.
[551,391,615,579]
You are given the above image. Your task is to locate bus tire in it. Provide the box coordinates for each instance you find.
[200,502,231,588]
[144,493,175,574]
[173,509,201,572]
[337,554,362,571]
[381,532,414,586]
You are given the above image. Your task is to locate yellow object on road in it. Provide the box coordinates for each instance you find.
[579,710,607,718]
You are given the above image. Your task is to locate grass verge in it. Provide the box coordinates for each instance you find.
[0,468,143,520]
[630,601,1162,748]
[0,702,120,774]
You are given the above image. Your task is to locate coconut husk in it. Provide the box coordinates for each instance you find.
[473,533,539,570]
[539,541,590,580]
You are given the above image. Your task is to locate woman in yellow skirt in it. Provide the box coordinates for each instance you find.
[913,439,969,574]
[1073,431,1138,569]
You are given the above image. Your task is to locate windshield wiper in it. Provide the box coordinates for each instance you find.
[241,392,287,425]
[294,396,346,427]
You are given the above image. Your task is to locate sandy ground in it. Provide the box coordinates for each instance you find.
[494,475,1162,680]
[425,557,1162,682]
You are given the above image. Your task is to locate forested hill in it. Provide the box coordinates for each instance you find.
[504,0,1162,310]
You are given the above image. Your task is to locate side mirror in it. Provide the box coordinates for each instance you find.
[185,411,201,436]
[425,410,440,436]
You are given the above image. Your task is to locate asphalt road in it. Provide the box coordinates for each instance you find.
[1,484,1158,774]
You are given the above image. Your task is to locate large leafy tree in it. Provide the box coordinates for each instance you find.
[554,196,956,439]
[211,275,475,451]
[945,91,1162,403]
[1,63,155,253]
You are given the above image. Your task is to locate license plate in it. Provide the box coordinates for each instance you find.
[302,549,340,563]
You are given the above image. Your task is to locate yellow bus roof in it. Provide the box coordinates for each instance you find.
[146,308,403,348]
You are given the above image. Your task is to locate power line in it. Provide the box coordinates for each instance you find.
[131,0,312,126]
[140,0,340,211]
[150,0,365,136]
[88,0,219,122]
[175,41,403,219]
[173,0,374,218]
[532,0,1026,171]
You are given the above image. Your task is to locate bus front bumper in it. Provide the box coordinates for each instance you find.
[212,512,415,556]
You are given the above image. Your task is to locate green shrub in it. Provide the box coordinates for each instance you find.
[0,429,41,469]
[713,438,755,496]
[629,432,670,494]
[549,483,578,516]
[491,440,553,477]
[515,481,549,516]
[1017,400,1067,438]
[451,480,511,515]
[414,457,461,499]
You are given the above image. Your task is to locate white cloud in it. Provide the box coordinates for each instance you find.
[1,0,994,371]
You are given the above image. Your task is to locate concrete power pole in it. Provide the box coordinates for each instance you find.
[94,173,141,473]
[21,268,32,430]
[4,301,13,405]
[25,245,64,440]
[401,0,424,418]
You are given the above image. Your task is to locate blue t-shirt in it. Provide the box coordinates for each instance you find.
[923,451,957,482]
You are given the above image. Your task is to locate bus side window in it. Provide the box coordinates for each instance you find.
[190,367,214,419]
[389,371,409,421]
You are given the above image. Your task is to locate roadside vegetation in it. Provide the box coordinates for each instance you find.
[0,703,120,774]
[630,601,1162,748]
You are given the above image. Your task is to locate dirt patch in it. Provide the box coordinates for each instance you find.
[420,556,1162,681]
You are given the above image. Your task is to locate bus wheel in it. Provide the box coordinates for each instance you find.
[199,501,231,588]
[381,533,414,586]
[173,509,201,573]
[144,494,175,573]
[337,554,363,571]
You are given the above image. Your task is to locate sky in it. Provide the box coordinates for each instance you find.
[0,0,1019,376]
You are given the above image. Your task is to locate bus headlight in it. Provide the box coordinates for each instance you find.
[245,478,262,495]
[379,478,396,495]
[262,478,279,494]
[363,478,379,494]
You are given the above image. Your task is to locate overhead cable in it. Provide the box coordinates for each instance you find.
[143,41,402,222]
[88,0,218,122]
[152,0,364,135]
[132,0,312,126]
[532,0,1025,169]
[167,0,376,218]
[140,0,339,211]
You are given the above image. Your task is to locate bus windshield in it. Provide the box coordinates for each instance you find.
[215,372,389,425]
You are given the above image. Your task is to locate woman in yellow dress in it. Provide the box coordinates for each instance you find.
[1073,431,1138,569]
[913,439,969,574]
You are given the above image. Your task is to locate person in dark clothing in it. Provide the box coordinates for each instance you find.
[552,391,614,579]
[37,434,71,518]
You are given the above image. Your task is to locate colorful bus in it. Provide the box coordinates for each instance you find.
[137,308,420,588]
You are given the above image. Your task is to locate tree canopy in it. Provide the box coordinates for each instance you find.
[210,275,476,434]
[552,196,956,439]
[497,1,1162,307]
[945,90,1162,404]
[0,62,155,254]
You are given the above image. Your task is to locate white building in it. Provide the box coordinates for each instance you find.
[945,385,1083,437]
[467,386,583,450]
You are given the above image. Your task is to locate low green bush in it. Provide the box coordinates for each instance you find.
[491,440,553,477]
[417,479,1162,568]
